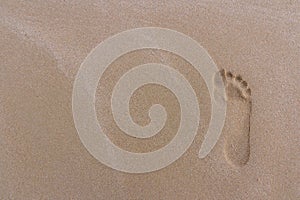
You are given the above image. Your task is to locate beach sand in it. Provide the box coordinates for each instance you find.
[0,1,299,199]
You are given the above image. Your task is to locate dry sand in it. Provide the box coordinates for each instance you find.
[0,0,299,199]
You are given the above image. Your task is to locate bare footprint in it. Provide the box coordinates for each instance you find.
[214,69,252,167]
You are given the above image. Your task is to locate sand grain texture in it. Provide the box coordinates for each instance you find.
[0,0,299,199]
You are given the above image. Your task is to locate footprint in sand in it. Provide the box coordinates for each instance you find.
[214,69,252,167]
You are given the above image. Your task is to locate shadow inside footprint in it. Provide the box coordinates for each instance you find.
[215,69,252,167]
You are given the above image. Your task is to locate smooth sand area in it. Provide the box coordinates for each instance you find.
[0,1,299,199]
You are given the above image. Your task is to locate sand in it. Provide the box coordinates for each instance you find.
[0,0,299,199]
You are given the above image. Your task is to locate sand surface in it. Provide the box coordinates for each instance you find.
[0,0,299,199]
